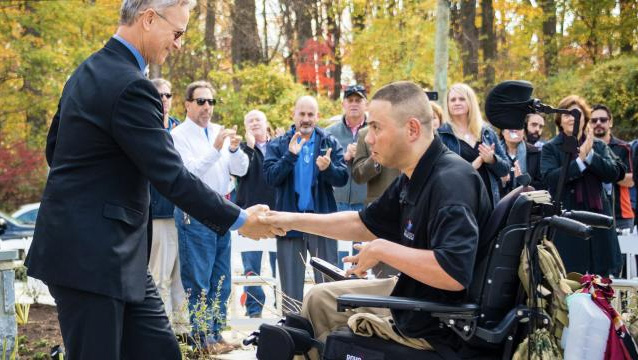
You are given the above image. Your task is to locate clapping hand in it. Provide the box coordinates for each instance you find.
[579,126,594,161]
[478,143,496,164]
[228,125,242,152]
[288,132,306,155]
[316,148,332,171]
[344,143,357,161]
[245,129,256,149]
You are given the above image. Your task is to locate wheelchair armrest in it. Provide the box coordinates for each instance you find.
[473,305,541,343]
[336,294,479,314]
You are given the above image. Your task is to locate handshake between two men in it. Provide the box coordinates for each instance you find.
[239,209,381,279]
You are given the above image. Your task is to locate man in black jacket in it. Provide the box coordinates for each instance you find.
[234,109,278,318]
[24,1,280,359]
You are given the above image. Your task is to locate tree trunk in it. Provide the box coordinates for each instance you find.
[435,0,450,106]
[619,0,636,54]
[22,2,47,144]
[539,0,557,75]
[280,0,297,80]
[351,0,368,86]
[293,0,313,50]
[480,0,496,87]
[459,0,478,82]
[231,0,263,68]
[326,2,342,100]
[148,64,161,79]
[204,0,217,74]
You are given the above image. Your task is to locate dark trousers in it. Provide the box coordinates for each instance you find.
[49,272,180,360]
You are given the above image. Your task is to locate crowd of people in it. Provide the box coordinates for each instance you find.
[140,73,638,354]
[23,0,638,358]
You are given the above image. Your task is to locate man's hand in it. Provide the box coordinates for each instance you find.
[245,129,256,149]
[258,210,294,233]
[229,126,242,152]
[343,143,357,162]
[213,127,232,151]
[343,241,383,278]
[316,148,332,171]
[238,204,286,239]
[288,132,306,155]
[478,143,496,164]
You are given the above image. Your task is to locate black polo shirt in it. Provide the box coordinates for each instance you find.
[359,136,492,344]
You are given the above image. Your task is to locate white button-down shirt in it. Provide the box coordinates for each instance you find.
[171,118,248,195]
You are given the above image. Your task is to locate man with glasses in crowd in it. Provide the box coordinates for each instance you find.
[148,78,190,337]
[326,85,368,269]
[170,80,249,354]
[25,1,281,359]
[592,104,635,230]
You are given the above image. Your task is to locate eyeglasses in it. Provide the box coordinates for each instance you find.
[189,98,216,106]
[159,93,172,99]
[591,117,609,124]
[154,10,185,41]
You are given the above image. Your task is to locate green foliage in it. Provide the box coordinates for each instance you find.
[346,0,452,91]
[537,56,638,139]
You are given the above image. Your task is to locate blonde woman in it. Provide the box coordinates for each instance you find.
[437,83,509,205]
[431,102,443,131]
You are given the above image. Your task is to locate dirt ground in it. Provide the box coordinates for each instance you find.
[17,304,63,359]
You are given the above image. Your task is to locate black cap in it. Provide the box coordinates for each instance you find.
[484,80,535,130]
[344,85,367,99]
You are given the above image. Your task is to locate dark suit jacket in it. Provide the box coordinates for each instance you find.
[26,38,241,302]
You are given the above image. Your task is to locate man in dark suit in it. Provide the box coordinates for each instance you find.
[24,1,281,359]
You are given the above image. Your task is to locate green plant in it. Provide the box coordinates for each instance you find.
[1,336,19,360]
[14,265,27,282]
[15,303,30,325]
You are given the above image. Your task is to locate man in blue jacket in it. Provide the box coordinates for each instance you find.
[264,96,348,304]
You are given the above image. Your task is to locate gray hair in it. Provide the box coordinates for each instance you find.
[119,0,196,26]
[151,78,172,90]
[244,110,267,124]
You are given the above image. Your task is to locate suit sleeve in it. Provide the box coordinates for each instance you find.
[111,79,240,234]
[45,103,61,166]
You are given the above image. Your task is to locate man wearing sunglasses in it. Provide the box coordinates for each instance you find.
[24,1,282,359]
[592,104,635,230]
[170,80,249,354]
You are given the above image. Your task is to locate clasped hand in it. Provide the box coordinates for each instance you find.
[239,205,287,240]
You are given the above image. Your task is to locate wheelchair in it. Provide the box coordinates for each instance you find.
[245,185,611,360]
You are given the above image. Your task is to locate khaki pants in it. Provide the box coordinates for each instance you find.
[149,218,190,334]
[300,277,432,359]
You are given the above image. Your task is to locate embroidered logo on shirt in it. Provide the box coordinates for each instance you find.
[403,219,415,241]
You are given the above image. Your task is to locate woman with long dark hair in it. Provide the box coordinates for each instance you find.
[541,95,625,276]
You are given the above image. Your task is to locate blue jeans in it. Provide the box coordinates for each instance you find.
[336,202,365,269]
[241,251,277,316]
[174,208,231,345]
